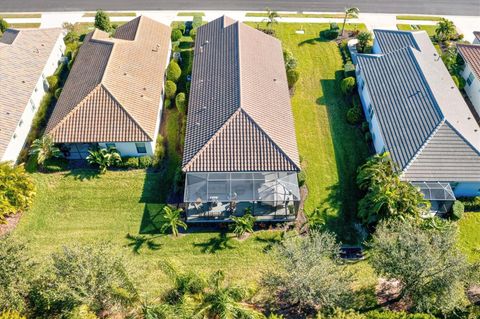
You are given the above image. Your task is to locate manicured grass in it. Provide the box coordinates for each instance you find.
[82,12,136,17]
[458,212,480,262]
[177,12,205,16]
[397,24,437,36]
[0,13,41,18]
[246,12,345,19]
[8,23,40,28]
[73,22,128,35]
[396,15,443,21]
[248,23,369,243]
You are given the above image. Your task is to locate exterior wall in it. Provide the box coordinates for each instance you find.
[452,182,480,197]
[461,63,480,116]
[474,38,480,45]
[1,33,65,163]
[372,39,382,54]
[98,141,154,157]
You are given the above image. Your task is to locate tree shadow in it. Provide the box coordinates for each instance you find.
[63,168,100,181]
[139,203,166,234]
[125,232,163,254]
[192,232,235,254]
[254,231,284,253]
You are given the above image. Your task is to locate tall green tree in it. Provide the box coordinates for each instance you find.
[0,162,35,222]
[264,7,279,29]
[29,135,63,168]
[160,205,187,237]
[370,220,478,314]
[435,18,456,42]
[94,9,111,32]
[341,7,359,36]
[356,31,372,53]
[262,231,353,314]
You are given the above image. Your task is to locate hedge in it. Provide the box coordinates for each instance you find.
[297,171,306,187]
[165,80,177,99]
[458,196,480,211]
[167,60,182,82]
[175,92,187,114]
[286,69,300,89]
[341,77,356,95]
[46,75,59,93]
[451,200,464,220]
[344,62,356,78]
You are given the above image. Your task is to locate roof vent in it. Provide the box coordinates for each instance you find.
[273,78,277,82]
[468,117,471,120]
[204,40,209,45]
[152,44,160,52]
[21,80,25,83]
[124,72,127,76]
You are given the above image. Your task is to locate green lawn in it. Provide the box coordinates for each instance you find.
[397,24,437,37]
[177,12,205,16]
[82,12,136,17]
[0,13,41,18]
[396,15,443,21]
[248,23,370,243]
[458,212,480,262]
[246,12,345,19]
[8,23,40,28]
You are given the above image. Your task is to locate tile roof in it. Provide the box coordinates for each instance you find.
[0,28,63,159]
[46,16,171,143]
[182,16,300,172]
[457,43,480,80]
[358,29,480,182]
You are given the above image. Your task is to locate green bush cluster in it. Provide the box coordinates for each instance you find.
[283,48,299,90]
[451,200,464,220]
[0,18,9,34]
[167,60,182,82]
[54,88,62,99]
[297,170,306,187]
[347,106,363,125]
[94,9,111,32]
[192,15,203,29]
[165,80,177,99]
[121,156,153,169]
[451,75,466,90]
[46,75,59,93]
[344,62,356,78]
[153,134,165,167]
[322,23,340,40]
[341,76,356,95]
[189,27,197,40]
[164,98,172,109]
[171,28,182,42]
[175,92,187,114]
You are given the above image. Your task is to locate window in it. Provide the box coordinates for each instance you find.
[135,142,147,154]
[467,72,475,86]
[105,143,116,149]
[367,104,374,118]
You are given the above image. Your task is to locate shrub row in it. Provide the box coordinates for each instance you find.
[458,196,480,211]
[120,156,154,169]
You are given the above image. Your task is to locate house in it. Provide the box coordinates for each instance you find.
[0,28,65,163]
[45,16,171,159]
[356,29,480,210]
[182,16,301,222]
[457,42,480,117]
[473,31,480,44]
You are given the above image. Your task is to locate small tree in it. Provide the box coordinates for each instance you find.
[29,135,63,168]
[286,68,300,89]
[94,9,111,32]
[165,80,177,99]
[175,92,187,114]
[356,31,372,53]
[46,75,59,93]
[166,60,182,82]
[340,77,356,95]
[171,28,183,42]
[346,106,363,125]
[341,7,359,36]
[189,28,197,41]
[86,147,121,174]
[264,7,279,29]
[63,31,79,44]
[0,18,9,34]
[230,213,255,239]
[160,205,187,237]
[435,18,456,42]
[451,200,464,220]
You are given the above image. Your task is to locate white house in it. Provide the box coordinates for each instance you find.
[457,43,480,117]
[0,28,65,163]
[45,16,171,159]
[355,29,480,204]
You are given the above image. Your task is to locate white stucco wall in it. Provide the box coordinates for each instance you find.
[98,141,155,157]
[372,39,382,54]
[1,33,65,163]
[461,63,480,117]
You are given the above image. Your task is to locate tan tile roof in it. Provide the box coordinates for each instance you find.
[46,16,171,143]
[183,16,300,172]
[457,43,480,80]
[0,28,63,159]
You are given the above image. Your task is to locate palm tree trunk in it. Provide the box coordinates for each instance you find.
[341,13,347,36]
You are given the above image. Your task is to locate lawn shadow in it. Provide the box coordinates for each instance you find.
[63,168,100,181]
[254,231,284,253]
[317,69,370,244]
[139,203,166,234]
[192,232,235,254]
[125,232,163,254]
[298,35,331,46]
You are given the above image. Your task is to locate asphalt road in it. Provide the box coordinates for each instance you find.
[0,0,479,15]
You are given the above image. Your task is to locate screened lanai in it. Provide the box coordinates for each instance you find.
[411,181,456,214]
[184,172,300,221]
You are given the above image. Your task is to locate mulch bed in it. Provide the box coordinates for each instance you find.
[0,213,22,237]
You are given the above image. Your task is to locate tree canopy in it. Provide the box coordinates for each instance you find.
[94,10,111,32]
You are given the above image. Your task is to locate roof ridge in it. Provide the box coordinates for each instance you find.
[236,21,242,110]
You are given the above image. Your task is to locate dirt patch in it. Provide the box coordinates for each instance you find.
[0,213,22,237]
[376,278,410,311]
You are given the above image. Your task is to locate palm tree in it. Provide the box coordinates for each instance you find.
[85,147,121,174]
[160,205,187,237]
[264,7,279,29]
[356,152,395,190]
[29,135,63,168]
[341,7,359,36]
[435,18,456,42]
[230,212,255,239]
[195,270,261,319]
[356,31,373,53]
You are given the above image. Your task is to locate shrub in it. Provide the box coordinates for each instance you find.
[364,132,372,142]
[458,196,480,211]
[165,80,177,99]
[86,147,121,174]
[451,200,464,220]
[175,92,187,114]
[283,48,298,70]
[339,39,351,63]
[122,156,139,168]
[138,156,153,168]
[192,15,203,29]
[177,22,186,34]
[286,68,300,89]
[344,62,356,78]
[67,59,74,70]
[451,75,465,90]
[46,75,59,93]
[356,31,373,53]
[153,135,165,167]
[164,98,172,109]
[330,22,339,30]
[94,10,111,32]
[341,77,356,95]
[171,28,182,42]
[347,106,363,125]
[361,121,370,133]
[54,88,62,99]
[0,310,26,319]
[297,170,306,187]
[167,60,182,82]
[189,27,197,40]
[0,18,9,33]
[322,29,339,40]
[63,31,79,44]
[230,213,255,238]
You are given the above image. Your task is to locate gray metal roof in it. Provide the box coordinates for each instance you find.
[358,29,480,182]
[373,29,435,55]
[182,16,300,172]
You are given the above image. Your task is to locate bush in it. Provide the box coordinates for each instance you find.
[46,75,59,93]
[164,98,172,109]
[322,29,340,40]
[153,135,165,167]
[451,75,465,90]
[361,121,370,133]
[0,18,8,33]
[63,31,79,44]
[192,15,203,29]
[167,60,182,82]
[54,88,62,99]
[0,310,26,319]
[122,156,139,168]
[175,92,187,114]
[341,77,356,95]
[165,80,177,99]
[189,27,197,41]
[451,200,464,220]
[138,156,153,168]
[365,132,372,142]
[67,59,74,70]
[286,68,300,89]
[347,106,363,125]
[458,196,480,211]
[177,23,186,34]
[171,28,182,42]
[344,62,356,78]
[297,171,306,187]
[94,10,111,32]
[357,31,373,53]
